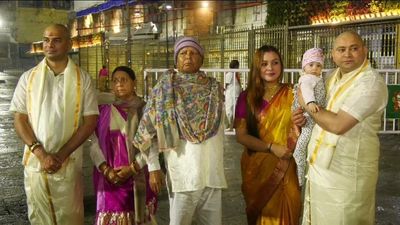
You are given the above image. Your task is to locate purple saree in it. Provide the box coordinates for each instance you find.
[93,100,157,225]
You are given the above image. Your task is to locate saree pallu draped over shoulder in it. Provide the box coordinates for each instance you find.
[240,84,301,225]
[94,100,157,225]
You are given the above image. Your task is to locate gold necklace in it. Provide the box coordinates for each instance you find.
[264,84,281,101]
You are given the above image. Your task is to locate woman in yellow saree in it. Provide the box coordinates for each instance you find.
[235,45,301,225]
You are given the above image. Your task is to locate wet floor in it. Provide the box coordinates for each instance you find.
[0,74,399,225]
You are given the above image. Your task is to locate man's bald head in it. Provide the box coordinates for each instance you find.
[42,24,72,62]
[44,24,71,40]
[333,30,365,49]
[331,30,367,74]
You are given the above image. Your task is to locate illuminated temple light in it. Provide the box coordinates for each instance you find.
[30,35,103,53]
[311,10,400,25]
[113,24,120,33]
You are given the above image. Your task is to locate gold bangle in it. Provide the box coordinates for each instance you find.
[102,166,111,177]
[268,143,273,152]
[28,141,41,152]
[31,143,41,152]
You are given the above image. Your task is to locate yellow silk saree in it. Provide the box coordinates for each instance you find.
[237,84,301,225]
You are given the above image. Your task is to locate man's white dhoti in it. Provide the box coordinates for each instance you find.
[24,158,84,225]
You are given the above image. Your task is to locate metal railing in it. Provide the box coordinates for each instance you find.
[144,68,400,134]
[79,18,400,97]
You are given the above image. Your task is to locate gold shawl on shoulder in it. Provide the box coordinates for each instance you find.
[308,60,369,168]
[23,58,82,170]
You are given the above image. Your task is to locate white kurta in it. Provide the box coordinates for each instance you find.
[303,62,388,225]
[147,122,227,225]
[10,60,98,225]
[147,122,227,193]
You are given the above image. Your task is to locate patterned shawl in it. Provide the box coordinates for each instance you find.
[133,70,223,152]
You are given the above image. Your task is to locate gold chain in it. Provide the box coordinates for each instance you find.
[264,84,281,101]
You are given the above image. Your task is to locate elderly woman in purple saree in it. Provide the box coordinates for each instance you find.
[90,66,157,225]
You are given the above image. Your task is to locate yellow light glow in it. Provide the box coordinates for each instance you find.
[311,9,400,25]
[84,14,93,28]
[201,1,209,8]
[113,24,120,33]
